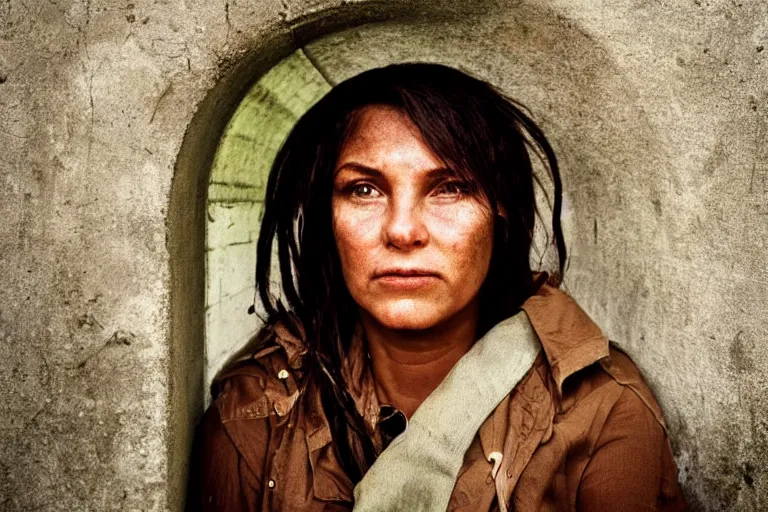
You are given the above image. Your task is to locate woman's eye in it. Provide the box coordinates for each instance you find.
[434,180,468,196]
[351,183,380,198]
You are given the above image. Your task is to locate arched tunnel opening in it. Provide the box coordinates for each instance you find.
[193,6,671,404]
[203,50,331,396]
[168,4,764,509]
[170,9,672,508]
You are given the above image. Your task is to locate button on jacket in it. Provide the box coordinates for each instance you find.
[187,282,688,511]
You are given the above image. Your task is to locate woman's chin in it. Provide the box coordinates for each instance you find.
[366,301,445,332]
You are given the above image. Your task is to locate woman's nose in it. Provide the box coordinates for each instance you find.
[383,198,429,250]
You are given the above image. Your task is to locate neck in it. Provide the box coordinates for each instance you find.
[362,300,480,419]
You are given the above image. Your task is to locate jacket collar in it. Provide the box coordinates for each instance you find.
[521,280,610,395]
[340,324,384,442]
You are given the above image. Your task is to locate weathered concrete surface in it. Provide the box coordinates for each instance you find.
[0,0,766,511]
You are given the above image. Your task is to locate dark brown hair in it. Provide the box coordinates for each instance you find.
[254,62,566,482]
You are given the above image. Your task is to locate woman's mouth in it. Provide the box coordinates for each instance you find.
[374,269,441,290]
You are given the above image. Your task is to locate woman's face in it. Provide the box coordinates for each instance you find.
[332,105,494,332]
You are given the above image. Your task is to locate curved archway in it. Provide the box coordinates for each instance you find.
[170,3,698,509]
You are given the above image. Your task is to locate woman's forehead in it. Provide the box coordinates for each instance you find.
[336,105,445,177]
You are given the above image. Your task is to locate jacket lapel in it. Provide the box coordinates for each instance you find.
[477,357,555,507]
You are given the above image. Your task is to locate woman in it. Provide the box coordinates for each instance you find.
[188,63,688,511]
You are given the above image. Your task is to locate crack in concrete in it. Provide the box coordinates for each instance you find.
[0,128,27,138]
[279,0,289,20]
[66,330,136,370]
[87,72,94,164]
[278,0,296,48]
[224,0,230,43]
[150,82,173,124]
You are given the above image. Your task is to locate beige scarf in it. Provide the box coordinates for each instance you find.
[353,310,542,512]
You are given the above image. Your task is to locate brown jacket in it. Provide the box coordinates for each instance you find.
[187,283,688,511]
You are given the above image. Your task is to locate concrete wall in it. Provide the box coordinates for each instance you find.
[0,1,766,510]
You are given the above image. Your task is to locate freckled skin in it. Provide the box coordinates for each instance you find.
[331,105,494,332]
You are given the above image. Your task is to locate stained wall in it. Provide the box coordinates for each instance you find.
[0,1,765,510]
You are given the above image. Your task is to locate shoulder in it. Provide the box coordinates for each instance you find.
[598,344,668,429]
[551,344,668,433]
[570,347,688,510]
[210,316,308,423]
[187,400,266,511]
[188,318,309,505]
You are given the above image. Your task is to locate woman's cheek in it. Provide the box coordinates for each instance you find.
[431,203,493,253]
[451,210,493,286]
[332,204,382,272]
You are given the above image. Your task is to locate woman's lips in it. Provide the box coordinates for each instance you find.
[374,272,440,290]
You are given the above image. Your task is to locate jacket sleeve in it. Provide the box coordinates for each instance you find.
[577,387,688,512]
[186,404,266,512]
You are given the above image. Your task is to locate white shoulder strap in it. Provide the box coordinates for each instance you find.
[353,310,541,511]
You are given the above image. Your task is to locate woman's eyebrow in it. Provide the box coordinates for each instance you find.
[425,167,457,179]
[333,162,384,178]
[334,162,455,178]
